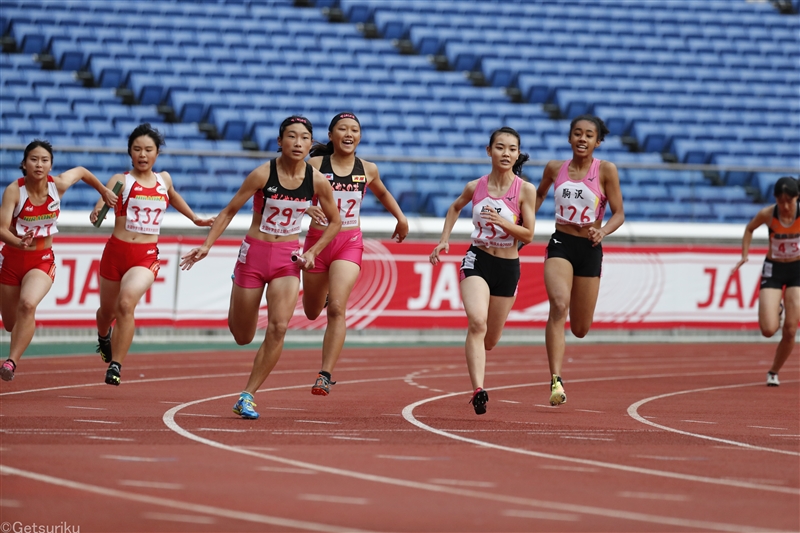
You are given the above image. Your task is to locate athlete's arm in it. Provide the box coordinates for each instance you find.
[733,205,772,272]
[535,160,559,213]
[430,180,477,265]
[161,171,214,227]
[297,168,342,270]
[365,160,408,242]
[0,184,32,248]
[588,160,624,246]
[179,162,270,270]
[55,166,117,209]
[90,174,125,225]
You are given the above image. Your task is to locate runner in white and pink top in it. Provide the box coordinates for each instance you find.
[535,114,626,408]
[430,126,537,416]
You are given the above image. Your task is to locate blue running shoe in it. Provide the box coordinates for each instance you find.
[233,393,259,419]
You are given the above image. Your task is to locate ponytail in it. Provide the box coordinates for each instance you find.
[513,152,530,177]
[309,141,334,158]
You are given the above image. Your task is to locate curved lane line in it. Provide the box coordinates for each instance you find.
[0,465,372,532]
[162,387,784,533]
[627,380,800,456]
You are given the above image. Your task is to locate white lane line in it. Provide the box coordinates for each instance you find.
[681,420,718,424]
[264,407,306,411]
[618,491,689,502]
[120,480,184,490]
[242,446,278,451]
[295,420,340,425]
[0,499,21,507]
[101,455,176,463]
[59,396,94,399]
[560,436,615,441]
[74,419,120,424]
[627,380,800,457]
[748,426,788,431]
[402,387,798,495]
[163,386,790,533]
[299,494,369,505]
[65,406,107,411]
[502,509,581,522]
[159,401,183,405]
[143,512,215,524]
[1,465,372,532]
[498,400,520,404]
[176,413,223,418]
[86,436,134,442]
[538,465,600,473]
[196,428,247,433]
[258,466,317,475]
[575,409,603,413]
[330,436,380,442]
[429,479,496,488]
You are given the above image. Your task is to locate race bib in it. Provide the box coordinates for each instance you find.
[259,198,308,236]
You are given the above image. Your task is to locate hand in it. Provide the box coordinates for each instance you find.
[587,227,606,246]
[19,230,35,248]
[430,242,448,265]
[101,187,118,207]
[193,216,215,227]
[305,206,327,225]
[180,246,209,270]
[479,206,504,228]
[297,251,316,271]
[732,256,748,272]
[89,209,100,224]
[392,217,409,243]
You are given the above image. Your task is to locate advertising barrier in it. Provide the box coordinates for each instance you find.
[0,236,766,330]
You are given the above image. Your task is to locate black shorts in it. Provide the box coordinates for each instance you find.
[760,258,800,289]
[459,245,520,297]
[545,230,603,277]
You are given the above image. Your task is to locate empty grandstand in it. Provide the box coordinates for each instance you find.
[1,0,798,221]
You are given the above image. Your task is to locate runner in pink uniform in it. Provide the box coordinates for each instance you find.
[536,115,625,406]
[0,140,117,381]
[180,116,341,420]
[430,127,537,415]
[302,112,408,395]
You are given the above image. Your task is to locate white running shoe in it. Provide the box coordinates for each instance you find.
[766,372,780,387]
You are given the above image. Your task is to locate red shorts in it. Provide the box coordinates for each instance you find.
[0,245,56,286]
[233,236,300,289]
[99,235,160,282]
[302,227,364,274]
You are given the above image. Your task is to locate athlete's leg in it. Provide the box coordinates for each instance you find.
[96,276,120,338]
[301,270,329,321]
[110,267,155,365]
[242,275,300,394]
[758,287,783,337]
[771,286,799,374]
[484,294,516,351]
[1,283,21,333]
[319,260,360,373]
[461,276,491,390]
[228,283,266,345]
[568,275,602,338]
[4,270,52,364]
[544,257,573,377]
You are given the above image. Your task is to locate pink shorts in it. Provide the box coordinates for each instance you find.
[233,236,300,289]
[302,227,363,274]
[0,245,56,286]
[99,235,160,282]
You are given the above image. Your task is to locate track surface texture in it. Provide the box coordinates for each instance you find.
[1,342,798,532]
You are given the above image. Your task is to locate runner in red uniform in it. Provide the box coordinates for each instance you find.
[89,124,213,386]
[0,140,117,381]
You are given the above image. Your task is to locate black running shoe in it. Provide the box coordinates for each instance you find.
[470,388,489,415]
[97,330,112,363]
[105,362,121,386]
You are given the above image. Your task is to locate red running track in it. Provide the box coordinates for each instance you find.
[0,342,798,532]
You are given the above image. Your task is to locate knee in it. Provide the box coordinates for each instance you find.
[468,316,488,336]
[325,300,345,321]
[115,298,137,318]
[17,298,37,317]
[231,331,254,346]
[782,321,798,339]
[484,336,500,351]
[267,320,288,339]
[549,299,569,321]
[304,307,322,320]
[3,322,12,332]
[760,324,779,338]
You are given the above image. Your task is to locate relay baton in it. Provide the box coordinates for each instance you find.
[93,181,124,228]
[291,251,307,265]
